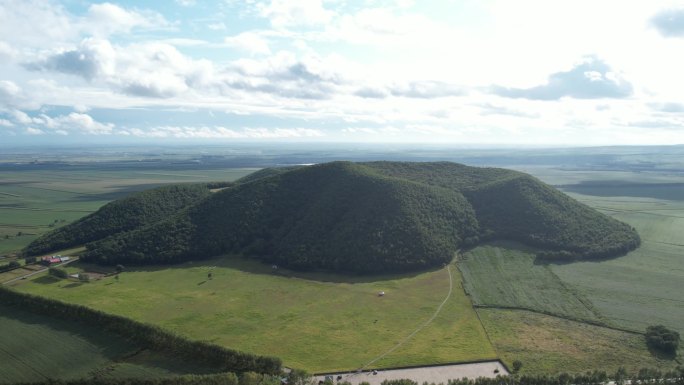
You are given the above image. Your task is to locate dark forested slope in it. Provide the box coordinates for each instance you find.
[28,161,640,272]
[24,183,220,255]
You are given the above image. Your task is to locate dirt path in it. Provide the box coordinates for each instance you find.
[2,258,78,285]
[357,265,454,371]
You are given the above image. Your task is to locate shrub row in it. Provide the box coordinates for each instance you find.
[0,287,281,374]
[0,260,21,273]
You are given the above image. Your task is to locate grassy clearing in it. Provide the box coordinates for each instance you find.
[0,168,256,254]
[11,258,495,372]
[551,194,684,335]
[477,308,680,376]
[0,304,222,384]
[459,243,603,324]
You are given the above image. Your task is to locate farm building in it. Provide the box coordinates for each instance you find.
[41,255,67,265]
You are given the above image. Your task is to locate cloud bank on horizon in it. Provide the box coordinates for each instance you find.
[1,0,684,146]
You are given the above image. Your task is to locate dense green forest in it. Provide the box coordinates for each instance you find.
[24,183,223,255]
[28,162,640,272]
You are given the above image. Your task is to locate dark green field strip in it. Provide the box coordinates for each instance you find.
[0,305,133,383]
[0,224,47,228]
[20,186,98,196]
[0,206,93,213]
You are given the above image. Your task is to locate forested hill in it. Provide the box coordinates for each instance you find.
[28,162,640,273]
[24,183,224,256]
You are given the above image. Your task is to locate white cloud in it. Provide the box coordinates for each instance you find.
[5,110,114,135]
[259,0,334,27]
[0,118,13,127]
[122,125,324,139]
[175,0,196,6]
[224,32,271,55]
[27,39,214,98]
[492,57,633,100]
[0,0,168,48]
[0,80,21,101]
[25,127,44,135]
[54,112,114,134]
[84,3,168,37]
[208,22,227,31]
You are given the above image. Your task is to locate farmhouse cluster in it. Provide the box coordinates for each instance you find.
[40,255,70,265]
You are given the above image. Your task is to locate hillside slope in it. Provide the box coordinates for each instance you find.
[29,161,640,272]
[84,162,480,272]
[24,183,220,256]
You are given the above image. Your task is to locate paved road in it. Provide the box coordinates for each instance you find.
[2,258,79,285]
[315,361,508,385]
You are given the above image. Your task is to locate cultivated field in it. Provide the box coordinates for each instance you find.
[477,308,679,375]
[0,168,257,254]
[459,243,603,324]
[0,304,222,384]
[551,193,684,335]
[11,258,496,372]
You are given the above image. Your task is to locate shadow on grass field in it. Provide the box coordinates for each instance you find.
[119,255,446,284]
[0,304,224,384]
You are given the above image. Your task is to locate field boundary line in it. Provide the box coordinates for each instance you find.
[356,265,453,371]
[472,305,643,335]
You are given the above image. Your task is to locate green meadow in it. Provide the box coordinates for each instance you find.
[11,258,496,373]
[478,308,680,375]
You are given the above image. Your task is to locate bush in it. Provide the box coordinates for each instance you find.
[645,325,680,354]
[512,360,523,372]
[25,256,37,264]
[9,260,20,269]
[48,267,68,279]
[78,273,90,282]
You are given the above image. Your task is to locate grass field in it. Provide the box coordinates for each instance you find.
[477,308,680,375]
[0,304,223,384]
[11,258,496,372]
[551,194,684,335]
[458,243,604,324]
[0,168,257,254]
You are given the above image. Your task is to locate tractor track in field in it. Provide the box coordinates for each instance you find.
[357,265,454,371]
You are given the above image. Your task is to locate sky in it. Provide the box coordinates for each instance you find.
[1,0,684,146]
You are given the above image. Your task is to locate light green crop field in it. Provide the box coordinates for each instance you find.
[477,308,680,376]
[11,258,496,372]
[0,304,222,384]
[458,243,603,324]
[0,168,257,254]
[551,194,684,335]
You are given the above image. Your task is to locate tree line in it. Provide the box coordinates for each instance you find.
[0,287,281,374]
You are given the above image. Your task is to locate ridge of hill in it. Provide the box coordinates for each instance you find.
[24,183,222,256]
[27,162,640,272]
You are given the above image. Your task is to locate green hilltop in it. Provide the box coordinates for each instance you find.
[26,161,640,273]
